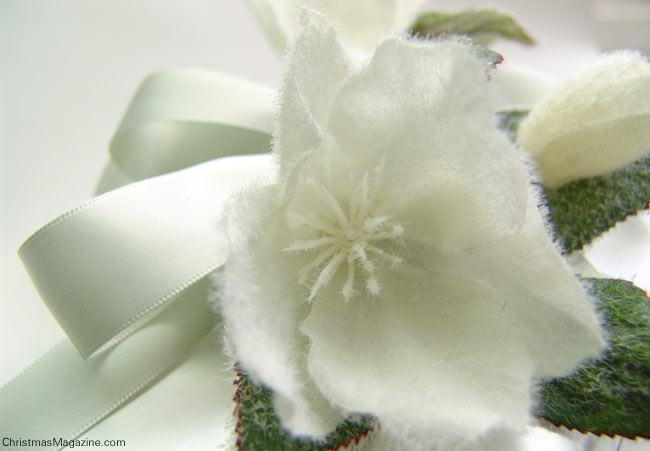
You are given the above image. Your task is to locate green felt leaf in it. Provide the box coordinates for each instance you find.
[540,279,650,438]
[410,9,535,46]
[544,156,650,253]
[496,110,529,141]
[234,371,374,450]
[497,109,650,253]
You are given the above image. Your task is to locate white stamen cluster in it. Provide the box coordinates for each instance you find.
[285,162,404,302]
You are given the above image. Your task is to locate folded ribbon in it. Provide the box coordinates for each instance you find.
[1,280,214,443]
[109,69,274,182]
[0,69,275,446]
[20,154,274,359]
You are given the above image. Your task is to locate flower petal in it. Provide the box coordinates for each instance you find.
[415,193,605,379]
[215,184,343,437]
[493,194,605,378]
[275,8,352,182]
[245,0,423,55]
[393,0,424,33]
[326,38,530,244]
[299,263,534,450]
[517,51,650,188]
[306,0,407,53]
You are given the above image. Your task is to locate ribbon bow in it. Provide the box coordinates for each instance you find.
[0,69,276,447]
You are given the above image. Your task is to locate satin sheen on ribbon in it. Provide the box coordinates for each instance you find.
[19,154,274,359]
[0,69,275,447]
[0,279,213,442]
[95,69,274,195]
[110,69,274,181]
[1,154,275,445]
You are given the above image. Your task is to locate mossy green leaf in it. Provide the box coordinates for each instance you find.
[544,156,650,253]
[540,279,650,438]
[410,9,535,46]
[497,109,650,253]
[234,371,373,450]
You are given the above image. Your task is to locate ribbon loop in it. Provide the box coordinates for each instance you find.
[110,69,274,181]
[4,67,277,445]
[19,155,274,358]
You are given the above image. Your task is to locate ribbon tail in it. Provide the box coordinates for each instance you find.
[0,279,214,447]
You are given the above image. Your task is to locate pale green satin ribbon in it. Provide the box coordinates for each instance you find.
[0,69,275,447]
[1,280,214,443]
[96,69,274,194]
[109,68,274,182]
[20,155,274,359]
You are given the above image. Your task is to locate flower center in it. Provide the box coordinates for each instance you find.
[285,161,404,302]
[343,229,358,241]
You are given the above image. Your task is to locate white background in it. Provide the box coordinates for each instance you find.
[1,0,649,450]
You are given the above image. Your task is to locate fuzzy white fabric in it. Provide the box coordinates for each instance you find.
[244,0,422,55]
[215,9,604,450]
[517,51,650,188]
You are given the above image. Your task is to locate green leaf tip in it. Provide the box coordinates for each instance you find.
[410,8,535,47]
[540,279,650,439]
[234,370,374,450]
[544,154,650,253]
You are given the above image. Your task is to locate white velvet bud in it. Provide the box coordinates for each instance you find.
[517,51,650,188]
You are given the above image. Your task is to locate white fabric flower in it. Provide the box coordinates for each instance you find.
[245,0,422,55]
[216,9,605,450]
[517,51,650,188]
